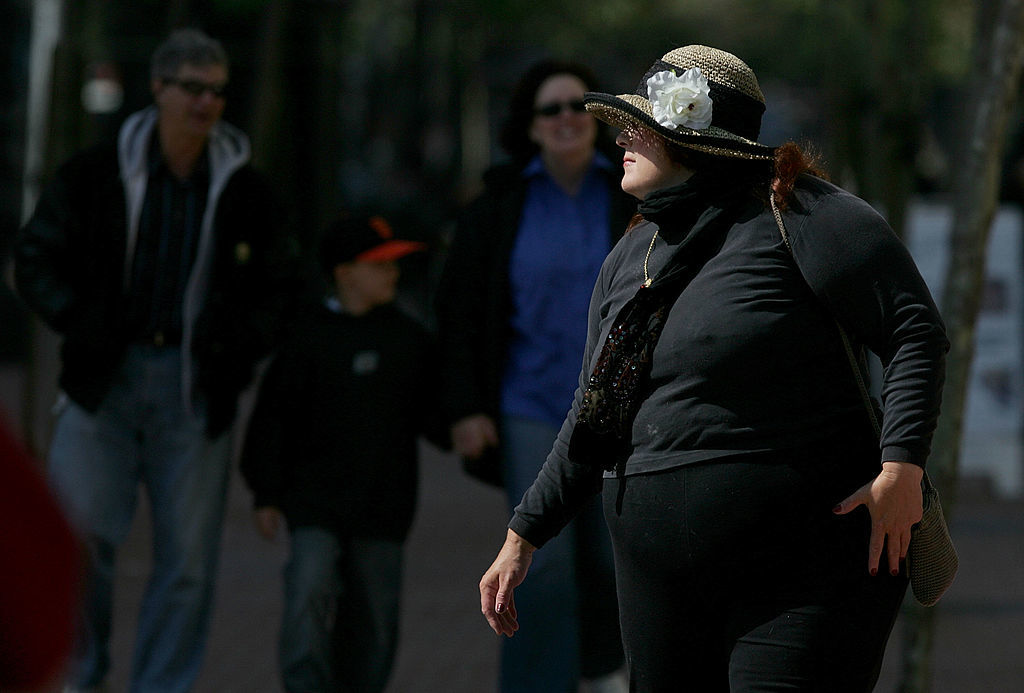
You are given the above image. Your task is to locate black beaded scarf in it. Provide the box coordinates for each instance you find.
[567,172,752,471]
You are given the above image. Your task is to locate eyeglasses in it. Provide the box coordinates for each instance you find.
[534,100,587,117]
[163,78,227,99]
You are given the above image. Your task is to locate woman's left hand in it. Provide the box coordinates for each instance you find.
[833,461,924,577]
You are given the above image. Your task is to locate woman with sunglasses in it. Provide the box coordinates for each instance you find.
[436,60,635,693]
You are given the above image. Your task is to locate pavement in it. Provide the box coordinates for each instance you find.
[4,366,1023,692]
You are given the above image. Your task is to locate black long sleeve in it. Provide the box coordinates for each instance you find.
[510,177,947,548]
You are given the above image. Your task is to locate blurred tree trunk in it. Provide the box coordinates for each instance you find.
[819,0,931,240]
[453,20,489,201]
[163,0,193,30]
[872,0,928,240]
[44,1,111,172]
[898,0,1024,689]
[249,0,290,174]
[21,0,113,454]
[266,0,346,241]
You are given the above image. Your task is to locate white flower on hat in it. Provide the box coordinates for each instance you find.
[647,67,713,131]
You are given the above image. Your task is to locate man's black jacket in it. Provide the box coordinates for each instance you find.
[14,140,300,436]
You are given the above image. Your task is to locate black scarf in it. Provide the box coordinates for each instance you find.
[567,172,753,471]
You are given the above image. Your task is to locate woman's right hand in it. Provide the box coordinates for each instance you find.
[452,414,499,459]
[480,529,536,637]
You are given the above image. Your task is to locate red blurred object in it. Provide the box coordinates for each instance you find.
[0,414,81,690]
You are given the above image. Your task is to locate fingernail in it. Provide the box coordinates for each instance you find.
[891,568,899,577]
[495,603,504,613]
[870,568,878,576]
[832,504,842,513]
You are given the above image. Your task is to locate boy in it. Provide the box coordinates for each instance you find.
[240,214,442,693]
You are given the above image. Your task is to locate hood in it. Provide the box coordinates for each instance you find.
[118,105,251,182]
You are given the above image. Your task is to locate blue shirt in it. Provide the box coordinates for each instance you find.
[501,153,614,426]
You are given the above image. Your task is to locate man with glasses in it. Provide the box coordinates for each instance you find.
[14,28,298,693]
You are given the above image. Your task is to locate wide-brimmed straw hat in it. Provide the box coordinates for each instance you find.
[584,45,774,161]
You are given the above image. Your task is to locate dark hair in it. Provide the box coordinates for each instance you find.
[151,28,228,81]
[499,59,603,162]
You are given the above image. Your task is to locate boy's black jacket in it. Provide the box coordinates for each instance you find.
[240,301,446,541]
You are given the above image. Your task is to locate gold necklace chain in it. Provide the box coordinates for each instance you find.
[642,229,660,287]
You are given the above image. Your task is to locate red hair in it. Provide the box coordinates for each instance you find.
[772,141,828,210]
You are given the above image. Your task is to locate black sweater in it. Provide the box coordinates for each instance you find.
[240,302,444,541]
[510,175,949,548]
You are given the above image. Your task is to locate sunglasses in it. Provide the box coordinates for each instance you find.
[163,78,227,99]
[534,100,587,117]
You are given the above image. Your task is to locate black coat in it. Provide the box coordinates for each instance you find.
[434,160,636,483]
[14,140,300,436]
[240,302,445,541]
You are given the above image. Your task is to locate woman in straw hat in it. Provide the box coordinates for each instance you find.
[479,45,948,691]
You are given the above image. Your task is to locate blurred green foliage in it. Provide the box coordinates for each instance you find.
[19,0,991,245]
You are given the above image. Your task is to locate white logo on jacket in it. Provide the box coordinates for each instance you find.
[352,351,380,376]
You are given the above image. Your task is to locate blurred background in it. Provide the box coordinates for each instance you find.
[1,1,1023,691]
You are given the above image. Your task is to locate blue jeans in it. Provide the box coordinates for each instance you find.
[48,345,231,693]
[500,415,623,693]
[280,526,403,693]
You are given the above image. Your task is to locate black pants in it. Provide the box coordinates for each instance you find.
[603,449,907,692]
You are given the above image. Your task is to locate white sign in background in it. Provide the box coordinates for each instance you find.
[905,202,1024,497]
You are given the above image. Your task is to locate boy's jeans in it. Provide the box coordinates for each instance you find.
[48,345,231,693]
[281,527,403,693]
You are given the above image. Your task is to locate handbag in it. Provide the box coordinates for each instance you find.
[906,474,959,606]
[770,194,958,606]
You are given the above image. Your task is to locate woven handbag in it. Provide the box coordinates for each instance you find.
[906,474,959,606]
[770,194,958,606]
